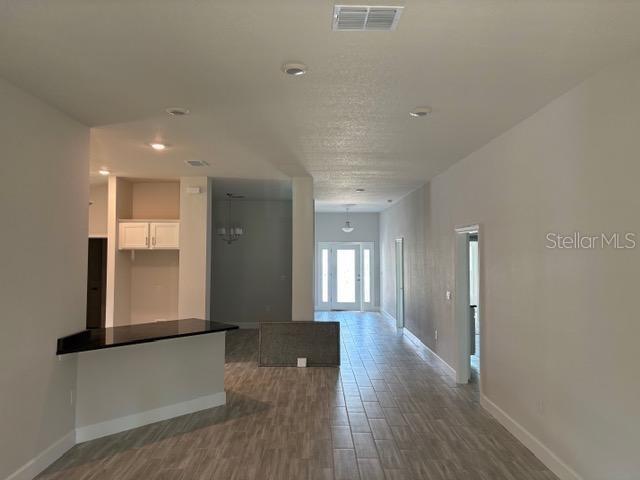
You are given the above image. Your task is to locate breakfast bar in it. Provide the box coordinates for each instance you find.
[57,319,237,442]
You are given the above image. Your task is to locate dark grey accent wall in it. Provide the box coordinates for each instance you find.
[211,199,292,325]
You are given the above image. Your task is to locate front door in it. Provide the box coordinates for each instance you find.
[331,245,361,310]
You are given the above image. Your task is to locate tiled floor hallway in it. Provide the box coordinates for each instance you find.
[38,311,557,480]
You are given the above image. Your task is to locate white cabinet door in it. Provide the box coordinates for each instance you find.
[151,222,179,249]
[119,222,149,250]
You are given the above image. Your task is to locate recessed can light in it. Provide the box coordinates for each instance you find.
[282,62,307,76]
[409,106,432,118]
[149,142,168,151]
[99,169,110,176]
[355,188,365,192]
[165,106,190,116]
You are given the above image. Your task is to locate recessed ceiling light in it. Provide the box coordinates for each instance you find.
[409,106,432,118]
[99,169,110,176]
[165,106,190,116]
[282,62,307,76]
[355,188,365,192]
[149,142,168,151]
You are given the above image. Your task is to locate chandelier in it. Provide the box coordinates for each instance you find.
[342,205,355,233]
[216,193,244,244]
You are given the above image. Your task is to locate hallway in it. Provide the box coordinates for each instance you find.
[38,312,556,479]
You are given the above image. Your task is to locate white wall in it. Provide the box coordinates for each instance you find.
[381,56,640,479]
[315,212,380,308]
[0,78,88,479]
[89,183,108,237]
[178,177,212,320]
[212,199,292,326]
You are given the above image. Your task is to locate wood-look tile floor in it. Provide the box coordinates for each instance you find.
[38,311,557,479]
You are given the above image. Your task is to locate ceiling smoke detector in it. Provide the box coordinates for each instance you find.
[333,5,404,31]
[166,106,190,116]
[409,106,432,118]
[184,160,209,167]
[282,62,307,76]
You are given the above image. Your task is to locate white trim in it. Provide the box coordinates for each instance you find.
[481,394,582,480]
[403,327,456,378]
[380,309,396,326]
[76,391,226,443]
[5,430,75,480]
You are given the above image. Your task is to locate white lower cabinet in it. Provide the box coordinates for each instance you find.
[119,221,179,250]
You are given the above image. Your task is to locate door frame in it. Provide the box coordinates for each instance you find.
[315,241,375,311]
[453,224,483,388]
[395,238,405,329]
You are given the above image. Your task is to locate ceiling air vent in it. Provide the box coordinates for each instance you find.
[333,5,404,31]
[184,160,209,167]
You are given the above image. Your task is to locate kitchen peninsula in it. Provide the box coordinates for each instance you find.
[57,319,237,442]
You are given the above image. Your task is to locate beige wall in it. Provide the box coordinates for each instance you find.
[89,183,108,237]
[131,181,180,219]
[0,78,88,478]
[178,177,212,320]
[381,56,640,479]
[130,250,179,324]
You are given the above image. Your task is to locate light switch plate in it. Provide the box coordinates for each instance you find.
[446,291,452,300]
[297,357,307,368]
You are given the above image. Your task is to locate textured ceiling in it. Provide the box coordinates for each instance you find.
[2,0,640,211]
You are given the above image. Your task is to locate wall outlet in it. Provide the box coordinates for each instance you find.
[70,389,74,406]
[297,357,307,368]
[435,329,438,342]
[446,291,452,300]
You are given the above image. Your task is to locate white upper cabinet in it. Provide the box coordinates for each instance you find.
[118,221,179,250]
[118,222,150,250]
[151,222,180,249]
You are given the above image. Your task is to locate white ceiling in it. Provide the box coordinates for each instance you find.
[2,1,640,211]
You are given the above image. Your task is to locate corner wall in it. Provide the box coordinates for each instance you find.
[380,56,640,479]
[0,78,88,479]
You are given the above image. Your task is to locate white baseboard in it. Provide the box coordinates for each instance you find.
[481,394,582,480]
[76,391,226,443]
[380,309,396,326]
[5,430,75,480]
[402,326,456,378]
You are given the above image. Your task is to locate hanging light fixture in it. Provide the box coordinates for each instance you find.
[216,193,244,244]
[342,205,355,233]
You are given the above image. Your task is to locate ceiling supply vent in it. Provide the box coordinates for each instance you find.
[333,5,404,31]
[184,160,209,167]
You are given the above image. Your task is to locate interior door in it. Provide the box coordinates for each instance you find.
[395,238,404,328]
[331,245,361,310]
[86,238,107,328]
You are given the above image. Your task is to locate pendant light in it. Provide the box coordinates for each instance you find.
[216,193,244,244]
[342,205,355,233]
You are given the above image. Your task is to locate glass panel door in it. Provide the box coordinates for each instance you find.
[331,245,361,310]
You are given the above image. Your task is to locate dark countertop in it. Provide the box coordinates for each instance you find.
[57,319,238,355]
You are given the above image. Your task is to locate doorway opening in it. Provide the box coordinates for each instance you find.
[454,225,481,385]
[316,242,374,311]
[86,237,107,329]
[395,238,404,329]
